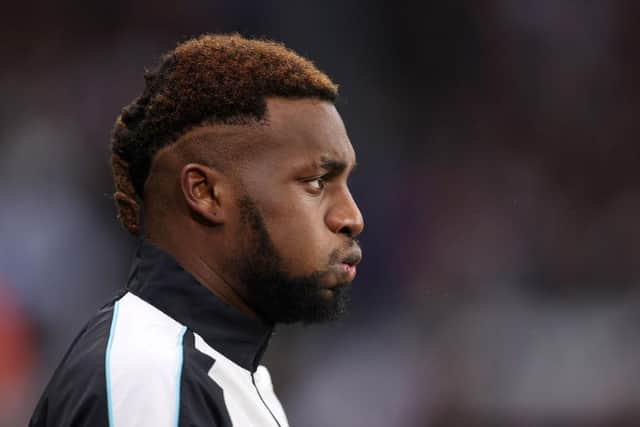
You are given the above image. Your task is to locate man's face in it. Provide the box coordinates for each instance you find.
[231,98,364,324]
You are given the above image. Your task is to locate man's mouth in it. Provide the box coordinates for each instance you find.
[340,263,357,281]
[338,247,362,281]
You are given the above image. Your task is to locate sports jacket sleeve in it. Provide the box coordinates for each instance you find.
[29,303,234,427]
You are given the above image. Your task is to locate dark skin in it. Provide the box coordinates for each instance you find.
[143,98,364,320]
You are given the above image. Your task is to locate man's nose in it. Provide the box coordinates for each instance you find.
[325,188,364,238]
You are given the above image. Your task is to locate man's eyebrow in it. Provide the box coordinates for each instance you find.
[318,158,357,174]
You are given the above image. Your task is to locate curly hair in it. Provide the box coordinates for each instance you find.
[110,34,339,235]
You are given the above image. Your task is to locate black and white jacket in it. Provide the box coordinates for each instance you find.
[30,240,289,427]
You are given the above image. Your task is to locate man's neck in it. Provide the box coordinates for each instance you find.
[145,234,259,320]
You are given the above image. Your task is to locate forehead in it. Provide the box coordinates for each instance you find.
[259,98,355,165]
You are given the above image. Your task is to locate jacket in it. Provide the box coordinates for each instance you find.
[30,240,289,427]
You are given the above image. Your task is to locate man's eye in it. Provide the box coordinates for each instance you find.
[307,177,327,192]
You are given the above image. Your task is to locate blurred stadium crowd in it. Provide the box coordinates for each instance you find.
[2,1,640,426]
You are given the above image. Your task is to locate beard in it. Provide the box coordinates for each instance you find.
[236,196,352,324]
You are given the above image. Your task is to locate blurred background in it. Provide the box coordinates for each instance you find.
[2,1,640,425]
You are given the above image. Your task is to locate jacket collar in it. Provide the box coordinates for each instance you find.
[125,239,273,372]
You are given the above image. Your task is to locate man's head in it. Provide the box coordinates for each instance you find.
[111,34,364,324]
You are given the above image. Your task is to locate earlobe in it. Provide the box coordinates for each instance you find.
[180,163,226,225]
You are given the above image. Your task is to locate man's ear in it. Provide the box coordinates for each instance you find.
[180,163,227,225]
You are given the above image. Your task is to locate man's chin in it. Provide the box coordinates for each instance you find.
[318,280,352,297]
[318,287,338,299]
[292,282,351,325]
[251,280,352,325]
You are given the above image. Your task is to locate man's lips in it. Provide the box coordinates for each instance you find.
[338,247,362,281]
[341,248,362,266]
[340,263,357,281]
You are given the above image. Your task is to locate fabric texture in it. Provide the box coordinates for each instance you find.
[30,240,288,427]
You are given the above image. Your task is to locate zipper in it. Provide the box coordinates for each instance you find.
[251,373,282,427]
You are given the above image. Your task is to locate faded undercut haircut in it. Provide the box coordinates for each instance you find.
[110,34,339,235]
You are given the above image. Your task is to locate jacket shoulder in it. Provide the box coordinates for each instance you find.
[30,302,115,427]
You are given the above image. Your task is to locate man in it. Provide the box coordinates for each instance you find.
[30,34,363,426]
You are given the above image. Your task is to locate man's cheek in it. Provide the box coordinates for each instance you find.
[278,242,324,275]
